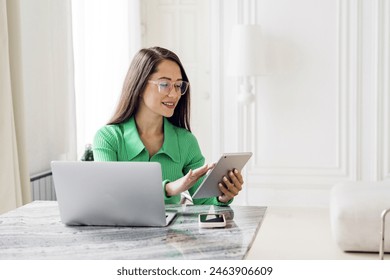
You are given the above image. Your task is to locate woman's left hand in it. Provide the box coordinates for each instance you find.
[217,169,244,203]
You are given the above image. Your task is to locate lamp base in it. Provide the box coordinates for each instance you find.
[238,92,255,104]
[238,80,255,104]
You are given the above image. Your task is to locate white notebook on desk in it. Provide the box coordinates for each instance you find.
[51,161,176,227]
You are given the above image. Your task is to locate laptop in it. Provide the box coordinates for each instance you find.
[51,161,176,227]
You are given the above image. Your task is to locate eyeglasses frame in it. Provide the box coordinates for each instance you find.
[148,79,189,96]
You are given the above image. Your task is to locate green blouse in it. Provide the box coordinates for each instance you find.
[93,117,230,205]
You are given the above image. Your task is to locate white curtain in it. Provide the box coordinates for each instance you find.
[0,0,31,214]
[20,0,77,175]
[72,0,142,157]
[129,0,142,59]
[0,0,76,214]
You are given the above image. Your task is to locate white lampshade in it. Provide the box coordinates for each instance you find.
[227,24,266,77]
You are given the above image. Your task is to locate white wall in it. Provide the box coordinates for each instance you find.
[211,0,390,207]
[19,0,77,175]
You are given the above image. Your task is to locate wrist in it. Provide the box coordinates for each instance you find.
[165,182,180,197]
[163,180,172,197]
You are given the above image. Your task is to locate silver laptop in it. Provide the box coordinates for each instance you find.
[51,161,176,227]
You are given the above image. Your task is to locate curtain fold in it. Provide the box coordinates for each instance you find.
[20,0,77,174]
[129,0,142,58]
[0,0,76,214]
[0,0,31,214]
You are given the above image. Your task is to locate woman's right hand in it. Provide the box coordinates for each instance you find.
[165,163,215,197]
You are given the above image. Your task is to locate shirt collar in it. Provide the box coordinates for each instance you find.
[160,117,180,163]
[123,117,145,160]
[123,116,180,163]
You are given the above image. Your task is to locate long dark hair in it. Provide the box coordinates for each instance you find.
[108,47,191,131]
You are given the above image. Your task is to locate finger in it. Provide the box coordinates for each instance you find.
[218,185,235,204]
[218,194,230,204]
[204,163,215,173]
[218,195,229,203]
[233,169,244,184]
[219,183,235,199]
[193,164,210,176]
[189,167,206,179]
[228,171,242,192]
[222,177,239,196]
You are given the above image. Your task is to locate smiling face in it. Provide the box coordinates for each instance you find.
[138,59,183,119]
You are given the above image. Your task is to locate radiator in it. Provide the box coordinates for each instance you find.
[30,170,56,201]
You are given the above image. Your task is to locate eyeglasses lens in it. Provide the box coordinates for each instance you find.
[158,81,188,95]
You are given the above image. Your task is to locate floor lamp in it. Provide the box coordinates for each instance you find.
[227,24,266,205]
[227,24,266,104]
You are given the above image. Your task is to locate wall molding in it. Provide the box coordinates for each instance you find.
[210,0,224,160]
[211,0,390,200]
[245,0,362,186]
[378,0,390,180]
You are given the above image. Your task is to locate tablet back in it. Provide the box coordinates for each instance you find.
[192,152,252,199]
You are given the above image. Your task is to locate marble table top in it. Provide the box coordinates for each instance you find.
[0,201,266,260]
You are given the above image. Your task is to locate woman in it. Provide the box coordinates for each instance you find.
[93,47,244,205]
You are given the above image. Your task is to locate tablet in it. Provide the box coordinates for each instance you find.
[192,152,253,199]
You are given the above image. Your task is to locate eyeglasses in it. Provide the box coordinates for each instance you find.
[148,79,189,95]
